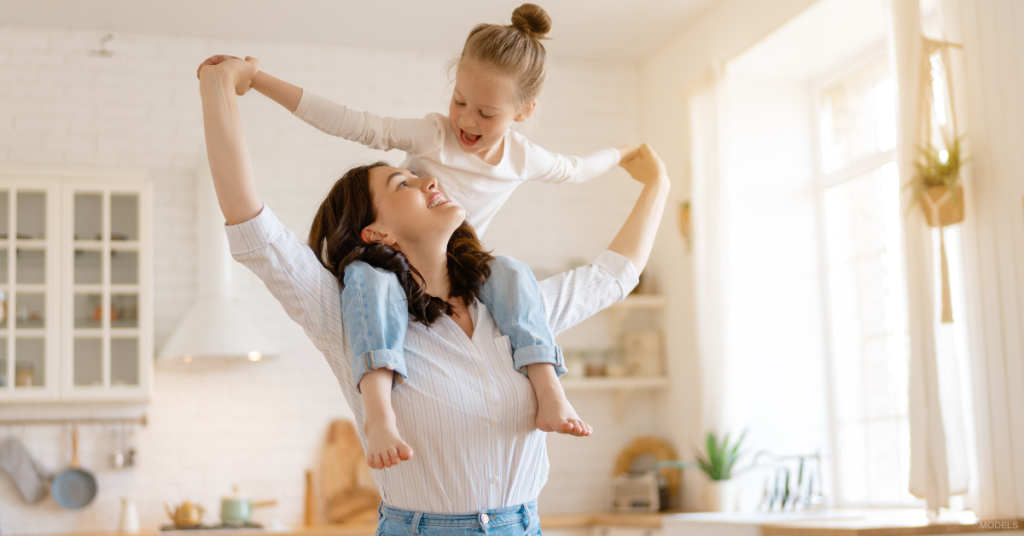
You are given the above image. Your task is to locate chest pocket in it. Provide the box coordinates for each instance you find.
[493,335,513,358]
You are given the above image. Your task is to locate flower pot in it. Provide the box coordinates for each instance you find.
[921,184,964,227]
[704,479,738,512]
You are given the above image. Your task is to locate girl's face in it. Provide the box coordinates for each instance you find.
[364,166,465,250]
[449,61,535,163]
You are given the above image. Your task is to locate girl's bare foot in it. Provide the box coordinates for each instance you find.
[364,417,414,469]
[535,391,592,436]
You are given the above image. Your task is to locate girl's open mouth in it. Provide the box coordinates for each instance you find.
[460,129,481,147]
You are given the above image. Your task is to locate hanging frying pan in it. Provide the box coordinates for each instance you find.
[52,426,98,509]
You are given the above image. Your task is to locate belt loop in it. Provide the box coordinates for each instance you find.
[411,512,423,535]
[523,503,537,534]
[378,502,384,516]
[520,504,530,530]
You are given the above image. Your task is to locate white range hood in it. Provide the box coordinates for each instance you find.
[157,164,277,366]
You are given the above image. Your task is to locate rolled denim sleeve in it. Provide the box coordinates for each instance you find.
[342,261,410,389]
[480,255,568,378]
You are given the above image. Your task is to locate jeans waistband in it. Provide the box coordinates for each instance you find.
[379,500,538,530]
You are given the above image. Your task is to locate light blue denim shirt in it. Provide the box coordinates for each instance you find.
[342,255,567,390]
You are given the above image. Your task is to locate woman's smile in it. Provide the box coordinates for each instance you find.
[428,192,450,208]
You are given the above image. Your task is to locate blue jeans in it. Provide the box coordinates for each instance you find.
[376,501,542,536]
[342,255,566,388]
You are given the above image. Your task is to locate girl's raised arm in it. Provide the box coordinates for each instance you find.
[199,57,264,225]
[606,143,671,274]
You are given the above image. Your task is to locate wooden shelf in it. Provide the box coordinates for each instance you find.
[609,294,667,311]
[562,376,669,391]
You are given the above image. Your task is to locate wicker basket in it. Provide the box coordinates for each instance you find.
[921,184,965,227]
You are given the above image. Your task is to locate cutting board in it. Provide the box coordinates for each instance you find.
[321,420,381,523]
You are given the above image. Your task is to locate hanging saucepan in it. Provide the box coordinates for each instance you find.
[52,426,98,509]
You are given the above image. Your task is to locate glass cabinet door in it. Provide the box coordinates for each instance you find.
[0,184,58,399]
[0,175,150,401]
[66,187,147,397]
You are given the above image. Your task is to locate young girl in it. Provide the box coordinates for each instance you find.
[199,3,636,470]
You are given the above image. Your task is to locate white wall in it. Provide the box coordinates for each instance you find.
[0,26,659,534]
[638,0,817,510]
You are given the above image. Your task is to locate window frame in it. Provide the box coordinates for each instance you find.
[810,42,921,508]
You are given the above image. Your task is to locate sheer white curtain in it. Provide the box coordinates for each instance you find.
[689,63,735,435]
[942,0,1024,518]
[887,0,969,514]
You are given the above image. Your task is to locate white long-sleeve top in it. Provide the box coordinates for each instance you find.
[294,91,621,235]
[227,205,638,514]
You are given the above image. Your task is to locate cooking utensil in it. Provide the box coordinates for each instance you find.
[0,437,48,503]
[166,500,204,527]
[304,470,315,527]
[52,426,98,509]
[220,486,277,524]
[110,426,124,469]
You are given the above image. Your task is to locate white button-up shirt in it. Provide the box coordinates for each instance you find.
[226,206,638,515]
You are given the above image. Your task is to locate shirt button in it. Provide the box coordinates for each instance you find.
[477,369,485,376]
[490,476,498,483]
[479,513,490,524]
[489,420,497,427]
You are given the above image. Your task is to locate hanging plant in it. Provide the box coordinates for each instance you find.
[904,135,969,227]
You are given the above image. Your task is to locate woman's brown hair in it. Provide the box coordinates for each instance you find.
[308,162,494,325]
[459,3,552,105]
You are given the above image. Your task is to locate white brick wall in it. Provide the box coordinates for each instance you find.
[0,26,659,534]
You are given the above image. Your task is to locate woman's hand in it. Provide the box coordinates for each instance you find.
[617,145,640,163]
[619,143,668,187]
[197,55,260,96]
[606,143,670,274]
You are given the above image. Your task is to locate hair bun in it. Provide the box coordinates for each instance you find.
[511,3,552,39]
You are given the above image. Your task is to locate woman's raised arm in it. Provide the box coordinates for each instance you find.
[607,143,671,274]
[199,57,264,225]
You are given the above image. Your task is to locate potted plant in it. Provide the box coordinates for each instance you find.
[695,429,748,512]
[905,135,968,227]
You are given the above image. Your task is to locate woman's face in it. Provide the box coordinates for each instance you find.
[364,166,465,250]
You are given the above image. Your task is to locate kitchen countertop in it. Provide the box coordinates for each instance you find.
[36,513,674,536]
[761,513,1023,536]
[40,512,1021,536]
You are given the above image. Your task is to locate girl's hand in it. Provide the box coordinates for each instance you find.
[619,143,668,187]
[197,55,260,96]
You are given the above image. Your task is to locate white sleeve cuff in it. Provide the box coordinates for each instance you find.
[293,88,313,119]
[225,204,285,256]
[593,250,640,299]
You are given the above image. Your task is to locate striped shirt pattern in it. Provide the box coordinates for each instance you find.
[226,205,638,515]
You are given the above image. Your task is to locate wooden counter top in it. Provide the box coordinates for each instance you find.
[36,512,675,536]
[47,512,1018,536]
[761,513,1023,536]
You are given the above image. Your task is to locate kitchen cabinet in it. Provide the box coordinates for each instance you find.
[0,166,152,402]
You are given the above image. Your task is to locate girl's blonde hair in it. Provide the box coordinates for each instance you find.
[459,3,551,106]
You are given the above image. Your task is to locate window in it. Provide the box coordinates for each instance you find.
[818,56,920,507]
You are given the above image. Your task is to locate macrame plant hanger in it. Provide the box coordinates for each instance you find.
[917,37,963,324]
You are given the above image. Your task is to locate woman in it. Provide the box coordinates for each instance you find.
[199,57,670,535]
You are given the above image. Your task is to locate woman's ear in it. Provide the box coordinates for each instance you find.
[514,101,537,122]
[361,225,397,247]
[360,226,381,244]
